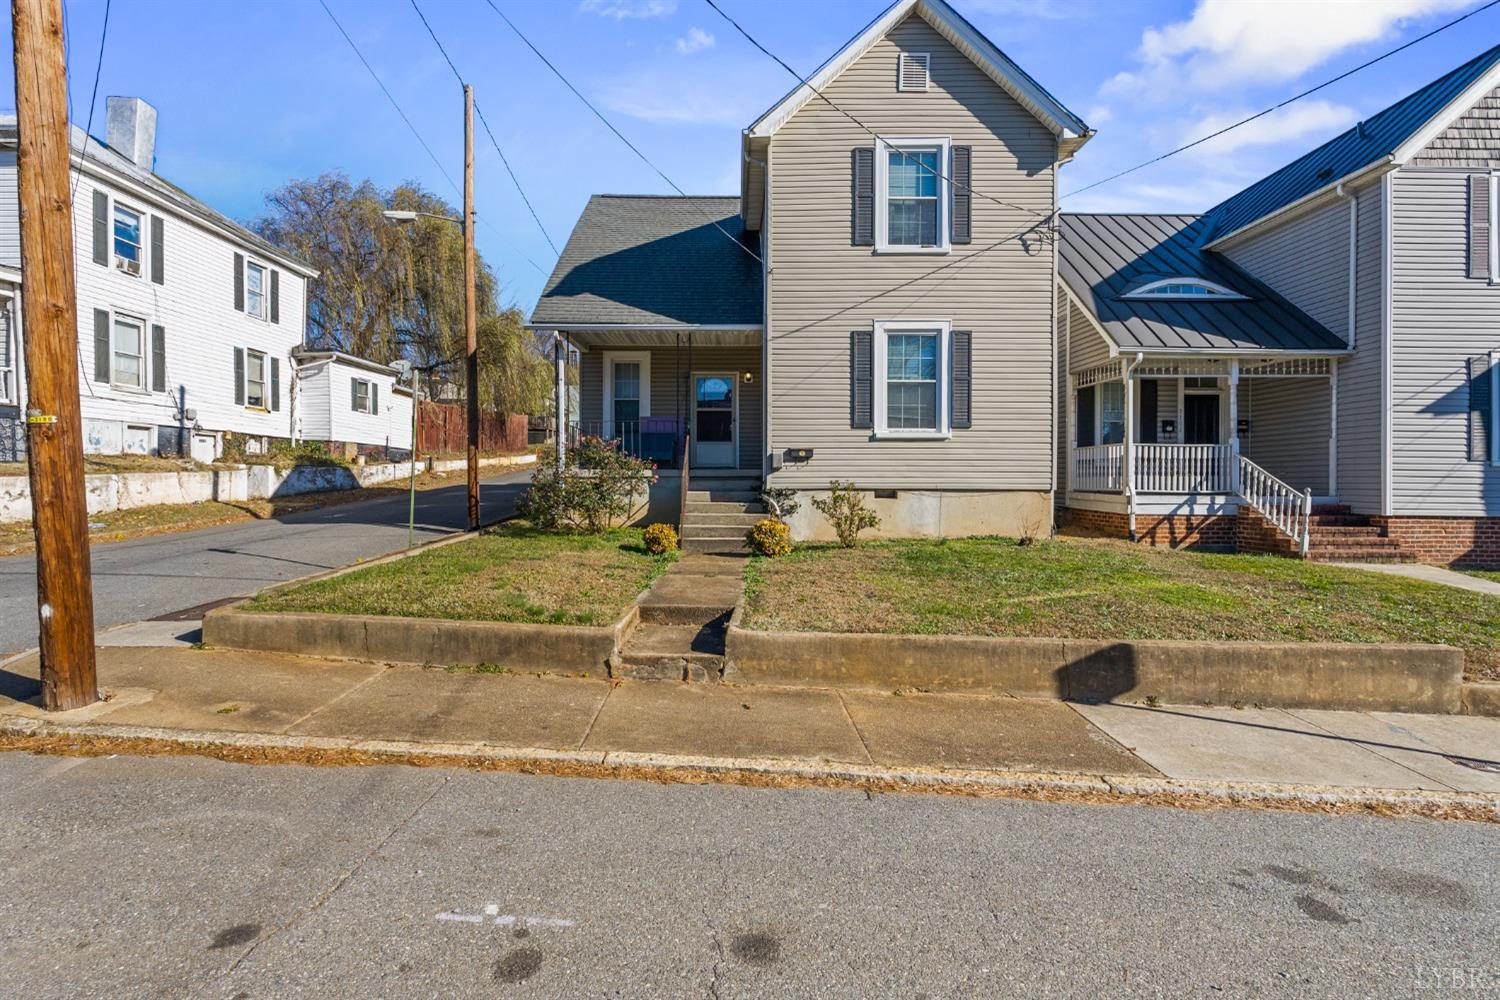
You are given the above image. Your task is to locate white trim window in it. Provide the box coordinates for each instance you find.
[0,299,13,404]
[245,349,267,409]
[111,314,146,391]
[601,350,650,438]
[1098,381,1125,445]
[874,319,950,437]
[352,377,373,414]
[1121,278,1247,301]
[875,136,951,253]
[245,260,267,320]
[113,202,143,276]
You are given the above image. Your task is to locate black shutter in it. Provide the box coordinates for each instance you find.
[150,324,166,393]
[951,145,972,245]
[1470,354,1493,462]
[92,309,110,382]
[270,357,281,412]
[149,215,164,284]
[371,381,379,415]
[270,270,280,324]
[233,347,245,405]
[1140,378,1158,444]
[852,147,875,247]
[351,379,360,411]
[851,331,873,429]
[1470,175,1492,280]
[91,191,109,265]
[233,253,245,311]
[951,329,972,428]
[1076,384,1096,447]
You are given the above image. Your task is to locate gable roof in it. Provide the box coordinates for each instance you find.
[1058,213,1347,354]
[744,0,1090,145]
[530,195,762,329]
[1202,44,1500,246]
[0,116,315,276]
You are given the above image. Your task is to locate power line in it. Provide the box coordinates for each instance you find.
[703,0,1050,223]
[1064,0,1500,200]
[69,0,110,203]
[407,0,560,257]
[480,0,762,265]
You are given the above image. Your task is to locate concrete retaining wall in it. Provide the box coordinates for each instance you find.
[724,617,1464,714]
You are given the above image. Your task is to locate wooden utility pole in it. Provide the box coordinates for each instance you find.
[463,84,480,531]
[11,0,98,710]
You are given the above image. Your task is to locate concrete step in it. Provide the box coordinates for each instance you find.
[686,490,761,504]
[671,553,748,576]
[685,500,765,516]
[636,572,742,626]
[682,537,752,556]
[687,477,762,492]
[682,525,755,541]
[621,622,725,658]
[681,512,764,528]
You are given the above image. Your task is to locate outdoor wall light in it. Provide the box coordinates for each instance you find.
[742,371,754,383]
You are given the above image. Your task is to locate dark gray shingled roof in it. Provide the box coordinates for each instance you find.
[1058,213,1347,353]
[531,195,762,328]
[1201,44,1500,244]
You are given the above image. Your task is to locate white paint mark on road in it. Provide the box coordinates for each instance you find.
[436,907,576,930]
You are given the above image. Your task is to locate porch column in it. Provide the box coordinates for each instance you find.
[1227,360,1241,494]
[553,331,566,466]
[1066,375,1076,501]
[1123,361,1135,538]
[1328,361,1338,496]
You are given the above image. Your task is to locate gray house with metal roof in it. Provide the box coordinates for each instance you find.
[534,0,1500,565]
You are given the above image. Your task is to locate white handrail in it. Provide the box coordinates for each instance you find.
[1237,455,1313,556]
[1072,443,1124,492]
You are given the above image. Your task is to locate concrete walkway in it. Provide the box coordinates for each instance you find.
[2,644,1498,803]
[1334,560,1500,596]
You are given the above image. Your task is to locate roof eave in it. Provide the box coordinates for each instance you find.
[1204,156,1396,251]
[1390,56,1500,163]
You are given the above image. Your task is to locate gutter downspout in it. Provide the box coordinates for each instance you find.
[1123,352,1144,541]
[1332,181,1357,499]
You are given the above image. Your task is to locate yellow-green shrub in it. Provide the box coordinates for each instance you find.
[643,522,678,554]
[747,518,792,557]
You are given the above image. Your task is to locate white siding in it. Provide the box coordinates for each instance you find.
[0,152,17,268]
[1336,186,1386,513]
[1224,196,1352,342]
[766,14,1059,491]
[325,359,411,451]
[296,361,333,442]
[1389,167,1500,516]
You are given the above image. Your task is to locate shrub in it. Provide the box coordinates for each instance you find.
[809,480,879,547]
[518,436,655,533]
[747,518,792,557]
[643,522,678,555]
[759,486,801,522]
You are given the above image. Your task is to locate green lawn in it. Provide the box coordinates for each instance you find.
[743,536,1500,681]
[1464,569,1500,584]
[249,522,674,626]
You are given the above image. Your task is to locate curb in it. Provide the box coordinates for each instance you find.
[2,716,1495,824]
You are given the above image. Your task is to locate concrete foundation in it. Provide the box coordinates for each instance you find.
[785,489,1052,542]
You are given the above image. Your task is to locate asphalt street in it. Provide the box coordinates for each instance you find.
[0,752,1493,998]
[0,470,531,654]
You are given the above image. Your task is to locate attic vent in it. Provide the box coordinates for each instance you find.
[898,52,930,92]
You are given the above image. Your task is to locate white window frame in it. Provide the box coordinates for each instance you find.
[875,136,951,255]
[351,377,373,414]
[245,259,268,321]
[0,296,14,404]
[110,312,148,393]
[601,350,650,439]
[112,200,144,278]
[873,319,951,439]
[245,348,267,410]
[1121,278,1247,301]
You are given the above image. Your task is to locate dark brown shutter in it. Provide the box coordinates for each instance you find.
[233,253,245,311]
[92,309,110,382]
[1470,175,1492,280]
[951,145,972,245]
[233,347,245,405]
[851,330,873,429]
[270,270,280,324]
[149,216,164,284]
[950,329,971,428]
[91,191,109,265]
[852,147,875,247]
[1076,384,1096,447]
[151,324,166,393]
[351,379,360,411]
[1140,378,1158,443]
[270,357,281,412]
[371,381,379,415]
[1470,354,1494,462]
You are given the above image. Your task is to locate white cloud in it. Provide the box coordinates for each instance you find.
[959,0,1076,18]
[579,0,677,19]
[1110,0,1474,97]
[1182,99,1357,157]
[1084,104,1113,126]
[675,27,715,54]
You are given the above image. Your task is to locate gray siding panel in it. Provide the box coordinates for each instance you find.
[1410,85,1500,169]
[767,15,1058,491]
[1242,376,1331,495]
[1336,184,1386,514]
[1390,168,1500,516]
[1067,299,1114,372]
[1224,197,1352,342]
[0,152,16,268]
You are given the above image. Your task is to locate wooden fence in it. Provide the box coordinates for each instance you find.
[416,402,529,455]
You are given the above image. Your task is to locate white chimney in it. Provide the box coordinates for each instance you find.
[105,96,157,169]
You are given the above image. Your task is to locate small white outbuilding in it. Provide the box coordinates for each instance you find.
[292,350,413,457]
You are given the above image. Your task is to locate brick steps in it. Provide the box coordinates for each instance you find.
[1241,503,1414,563]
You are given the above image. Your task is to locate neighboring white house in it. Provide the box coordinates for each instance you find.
[292,349,413,457]
[0,97,319,462]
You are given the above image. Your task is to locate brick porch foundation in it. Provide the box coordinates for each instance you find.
[1370,516,1500,569]
[1060,508,1238,550]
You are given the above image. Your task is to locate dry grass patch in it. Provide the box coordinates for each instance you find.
[248,521,673,626]
[743,536,1500,682]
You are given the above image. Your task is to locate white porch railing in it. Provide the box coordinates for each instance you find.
[1238,455,1313,556]
[1072,443,1124,492]
[1134,443,1235,494]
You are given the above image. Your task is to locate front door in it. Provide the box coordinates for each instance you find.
[1184,393,1220,444]
[691,373,736,467]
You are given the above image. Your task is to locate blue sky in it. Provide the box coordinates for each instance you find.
[4,0,1497,311]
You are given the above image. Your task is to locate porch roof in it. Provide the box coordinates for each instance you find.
[530,195,763,330]
[1058,214,1348,355]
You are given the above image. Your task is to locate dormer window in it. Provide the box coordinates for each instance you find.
[1122,278,1247,301]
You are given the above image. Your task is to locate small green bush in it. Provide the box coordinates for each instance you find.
[518,436,655,533]
[810,480,879,547]
[747,518,792,557]
[643,522,678,554]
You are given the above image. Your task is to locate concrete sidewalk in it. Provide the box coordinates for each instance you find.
[2,643,1498,809]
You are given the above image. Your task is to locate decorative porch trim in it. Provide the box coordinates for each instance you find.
[1074,362,1119,388]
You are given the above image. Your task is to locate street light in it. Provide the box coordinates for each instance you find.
[382,209,463,227]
